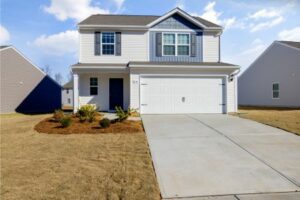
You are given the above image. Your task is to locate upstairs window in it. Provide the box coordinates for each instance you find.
[163,33,176,55]
[162,33,190,56]
[272,83,279,99]
[177,34,190,56]
[90,77,98,95]
[102,32,115,55]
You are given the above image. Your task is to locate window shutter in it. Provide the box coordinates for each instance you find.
[156,32,162,57]
[116,32,121,56]
[95,32,101,55]
[191,33,196,57]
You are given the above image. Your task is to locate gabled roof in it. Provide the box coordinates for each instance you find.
[63,80,73,89]
[78,7,222,29]
[277,41,300,49]
[239,40,300,78]
[0,45,11,49]
[0,45,62,88]
[79,15,158,26]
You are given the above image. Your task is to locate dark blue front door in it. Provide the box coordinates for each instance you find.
[109,78,123,110]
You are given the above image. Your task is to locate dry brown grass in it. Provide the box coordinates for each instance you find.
[0,114,161,200]
[34,117,144,134]
[234,107,300,136]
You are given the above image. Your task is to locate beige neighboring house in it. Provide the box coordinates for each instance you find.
[239,41,300,107]
[0,45,62,114]
[62,80,73,109]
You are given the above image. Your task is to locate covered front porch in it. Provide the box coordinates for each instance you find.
[72,63,129,112]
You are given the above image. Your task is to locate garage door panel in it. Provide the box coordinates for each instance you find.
[141,76,224,114]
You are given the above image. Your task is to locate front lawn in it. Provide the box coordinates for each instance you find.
[234,107,300,136]
[0,114,161,199]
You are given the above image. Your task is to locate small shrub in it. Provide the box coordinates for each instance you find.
[53,109,64,122]
[100,118,110,128]
[77,104,97,122]
[79,115,87,123]
[115,106,128,122]
[87,114,95,123]
[60,117,72,128]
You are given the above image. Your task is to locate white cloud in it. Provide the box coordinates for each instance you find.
[195,1,240,30]
[175,0,185,10]
[247,8,285,32]
[200,2,221,24]
[113,0,125,10]
[248,9,281,20]
[222,17,238,29]
[0,25,10,45]
[250,16,284,32]
[44,0,109,22]
[278,27,300,41]
[31,30,78,56]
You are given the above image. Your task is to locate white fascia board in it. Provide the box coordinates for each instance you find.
[72,66,127,70]
[78,25,148,31]
[147,8,208,29]
[71,66,129,73]
[129,64,239,70]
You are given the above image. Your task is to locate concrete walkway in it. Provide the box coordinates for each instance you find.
[142,114,300,199]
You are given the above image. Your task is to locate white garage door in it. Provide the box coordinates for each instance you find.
[140,76,225,114]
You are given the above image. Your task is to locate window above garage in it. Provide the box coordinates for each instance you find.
[162,33,190,56]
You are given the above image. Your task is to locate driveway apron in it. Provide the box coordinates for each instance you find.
[142,114,300,199]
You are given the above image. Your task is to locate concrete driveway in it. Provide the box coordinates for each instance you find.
[142,114,300,199]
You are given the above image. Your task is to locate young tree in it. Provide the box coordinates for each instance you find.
[68,70,73,81]
[42,65,52,77]
[54,73,63,85]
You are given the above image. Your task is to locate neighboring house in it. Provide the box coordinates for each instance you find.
[62,80,73,109]
[0,46,62,114]
[72,8,239,114]
[239,41,300,107]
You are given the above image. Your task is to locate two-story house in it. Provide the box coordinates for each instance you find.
[71,8,239,114]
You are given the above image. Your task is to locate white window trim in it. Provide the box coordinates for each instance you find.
[90,77,98,96]
[162,32,191,56]
[101,32,116,56]
[272,82,280,99]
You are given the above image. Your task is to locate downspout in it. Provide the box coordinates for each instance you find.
[230,69,240,112]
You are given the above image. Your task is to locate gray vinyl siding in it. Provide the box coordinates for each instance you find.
[149,31,203,62]
[149,13,203,62]
[0,48,45,113]
[0,47,61,113]
[238,42,300,107]
[152,14,201,30]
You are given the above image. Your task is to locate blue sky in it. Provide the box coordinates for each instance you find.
[1,0,300,84]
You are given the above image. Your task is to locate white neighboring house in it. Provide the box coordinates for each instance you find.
[239,41,300,107]
[72,8,240,114]
[62,80,73,109]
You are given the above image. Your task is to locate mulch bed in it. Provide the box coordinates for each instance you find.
[34,117,144,134]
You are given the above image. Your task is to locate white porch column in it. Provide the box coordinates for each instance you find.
[73,73,79,113]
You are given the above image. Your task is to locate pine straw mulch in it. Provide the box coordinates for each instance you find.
[34,117,144,134]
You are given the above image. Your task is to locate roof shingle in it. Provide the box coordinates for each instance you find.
[78,14,221,28]
[278,41,300,49]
